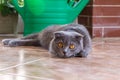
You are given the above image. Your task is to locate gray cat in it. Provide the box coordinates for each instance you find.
[2,24,92,58]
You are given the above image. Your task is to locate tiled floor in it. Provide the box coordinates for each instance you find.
[0,37,120,80]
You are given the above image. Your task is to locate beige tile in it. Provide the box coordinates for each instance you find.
[0,37,120,80]
[0,73,46,80]
[0,40,50,70]
[1,54,120,80]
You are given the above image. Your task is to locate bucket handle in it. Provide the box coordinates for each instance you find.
[67,0,81,8]
[11,0,24,19]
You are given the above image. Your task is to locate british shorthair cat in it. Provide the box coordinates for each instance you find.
[2,24,92,58]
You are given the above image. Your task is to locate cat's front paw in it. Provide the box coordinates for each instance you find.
[80,50,89,57]
[2,39,11,45]
[75,50,88,58]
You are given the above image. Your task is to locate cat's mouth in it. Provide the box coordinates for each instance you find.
[56,52,75,58]
[58,55,74,58]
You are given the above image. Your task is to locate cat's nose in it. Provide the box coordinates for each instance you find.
[63,51,66,55]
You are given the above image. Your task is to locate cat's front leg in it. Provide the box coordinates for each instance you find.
[75,47,91,57]
[80,35,92,57]
[75,50,87,57]
[81,45,92,57]
[80,50,89,57]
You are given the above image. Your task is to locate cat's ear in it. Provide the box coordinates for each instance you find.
[54,31,64,38]
[75,33,84,40]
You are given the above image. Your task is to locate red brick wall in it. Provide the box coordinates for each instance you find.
[93,0,120,37]
[78,0,120,37]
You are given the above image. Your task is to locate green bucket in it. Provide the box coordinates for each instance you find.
[11,0,89,35]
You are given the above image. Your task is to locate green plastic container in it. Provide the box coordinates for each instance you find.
[11,0,89,35]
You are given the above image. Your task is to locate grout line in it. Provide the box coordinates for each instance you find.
[93,16,120,18]
[102,28,104,38]
[93,5,120,7]
[0,73,55,80]
[0,59,42,71]
[87,5,120,7]
[93,27,120,28]
[79,15,120,18]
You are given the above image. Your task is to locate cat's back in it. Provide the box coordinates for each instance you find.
[39,23,89,41]
[64,24,90,36]
[40,23,88,35]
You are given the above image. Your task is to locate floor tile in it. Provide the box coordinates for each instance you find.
[1,50,120,80]
[0,40,49,70]
[0,73,50,80]
[0,37,120,80]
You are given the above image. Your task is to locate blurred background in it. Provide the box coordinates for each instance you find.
[0,0,120,37]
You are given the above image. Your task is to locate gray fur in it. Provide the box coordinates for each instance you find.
[2,23,92,58]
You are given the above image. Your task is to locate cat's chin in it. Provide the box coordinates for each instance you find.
[52,54,75,58]
[50,54,72,58]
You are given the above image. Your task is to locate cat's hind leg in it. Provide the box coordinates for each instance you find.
[2,39,40,47]
[2,33,40,47]
[9,39,40,47]
[2,39,13,45]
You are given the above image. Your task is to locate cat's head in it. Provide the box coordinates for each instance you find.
[49,31,84,58]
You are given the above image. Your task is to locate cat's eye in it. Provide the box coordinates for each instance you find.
[57,42,64,48]
[69,44,75,49]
